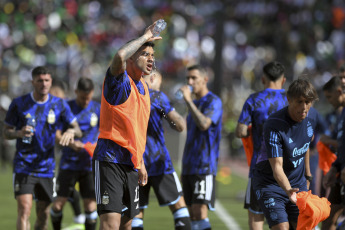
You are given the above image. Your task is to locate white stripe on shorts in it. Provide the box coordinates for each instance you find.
[205,174,213,201]
[173,172,182,193]
[94,160,101,204]
[245,178,252,205]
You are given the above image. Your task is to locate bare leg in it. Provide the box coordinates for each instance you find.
[248,211,264,230]
[16,194,33,230]
[99,212,121,230]
[34,200,50,230]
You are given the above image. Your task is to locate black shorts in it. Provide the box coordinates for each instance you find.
[244,178,263,214]
[140,172,182,208]
[182,174,215,210]
[93,160,139,218]
[13,173,55,202]
[56,170,95,199]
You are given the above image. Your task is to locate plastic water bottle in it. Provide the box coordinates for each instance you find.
[22,117,36,144]
[175,85,193,100]
[152,19,167,37]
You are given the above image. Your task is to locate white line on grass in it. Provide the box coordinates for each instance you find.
[215,200,241,230]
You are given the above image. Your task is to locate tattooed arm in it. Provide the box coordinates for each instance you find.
[110,21,162,77]
[235,123,249,138]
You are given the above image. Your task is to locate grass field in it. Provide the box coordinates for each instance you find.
[0,162,270,230]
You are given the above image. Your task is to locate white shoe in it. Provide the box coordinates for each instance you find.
[74,214,85,224]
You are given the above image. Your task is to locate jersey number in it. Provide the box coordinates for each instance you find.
[194,180,206,194]
[134,186,139,202]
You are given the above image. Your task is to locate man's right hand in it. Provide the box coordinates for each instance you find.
[287,188,299,204]
[20,125,34,139]
[144,20,164,42]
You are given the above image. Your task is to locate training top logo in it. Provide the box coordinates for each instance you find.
[307,121,313,137]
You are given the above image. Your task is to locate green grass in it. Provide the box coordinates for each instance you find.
[0,163,269,229]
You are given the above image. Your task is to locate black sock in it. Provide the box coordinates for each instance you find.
[69,189,82,216]
[85,210,97,230]
[50,208,62,230]
[173,207,192,230]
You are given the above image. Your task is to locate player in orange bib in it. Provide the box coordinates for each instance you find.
[92,21,163,230]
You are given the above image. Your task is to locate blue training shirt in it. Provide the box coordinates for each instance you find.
[238,88,287,177]
[182,92,223,176]
[144,89,175,176]
[254,106,318,188]
[92,68,147,168]
[60,100,100,171]
[5,93,76,178]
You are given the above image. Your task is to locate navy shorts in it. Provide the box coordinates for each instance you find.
[244,178,263,214]
[254,184,307,228]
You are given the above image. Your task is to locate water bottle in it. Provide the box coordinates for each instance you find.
[22,117,36,144]
[175,85,193,100]
[152,19,167,37]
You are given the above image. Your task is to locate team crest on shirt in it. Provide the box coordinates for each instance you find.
[47,109,56,124]
[90,113,98,127]
[307,121,313,137]
[25,113,32,119]
[102,191,109,205]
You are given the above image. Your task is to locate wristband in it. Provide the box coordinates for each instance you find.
[305,175,313,183]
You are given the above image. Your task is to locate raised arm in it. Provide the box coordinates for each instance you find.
[110,21,162,77]
[166,110,186,132]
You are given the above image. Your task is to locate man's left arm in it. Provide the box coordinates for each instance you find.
[304,148,312,189]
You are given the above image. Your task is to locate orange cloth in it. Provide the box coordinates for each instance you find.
[98,75,150,169]
[84,142,97,157]
[317,141,337,175]
[241,125,253,166]
[296,190,331,230]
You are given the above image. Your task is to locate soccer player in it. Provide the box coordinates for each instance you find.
[50,78,86,225]
[92,21,162,230]
[131,70,191,230]
[252,78,318,229]
[50,77,100,230]
[179,65,223,230]
[321,76,345,230]
[236,61,287,230]
[3,66,82,230]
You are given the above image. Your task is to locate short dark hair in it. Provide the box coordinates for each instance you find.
[77,77,94,93]
[32,66,51,79]
[323,76,342,92]
[187,64,207,76]
[263,61,285,81]
[52,79,67,92]
[287,78,318,102]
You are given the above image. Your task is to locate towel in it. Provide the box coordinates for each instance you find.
[317,141,337,175]
[296,190,331,230]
